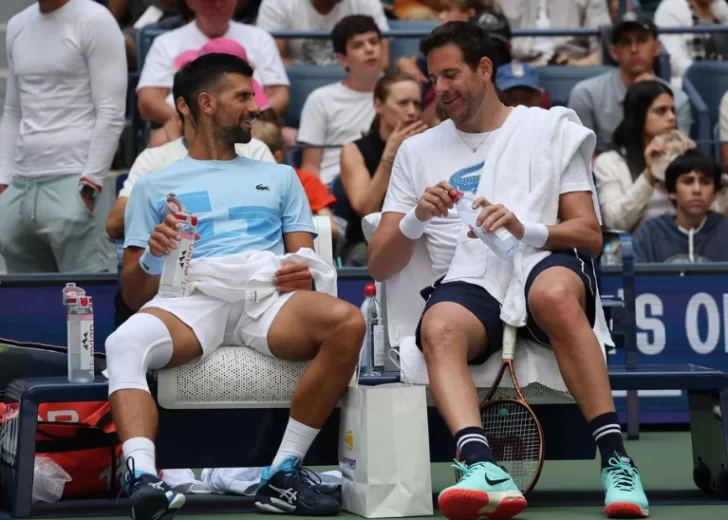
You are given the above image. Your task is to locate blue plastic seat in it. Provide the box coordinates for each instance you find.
[284,64,347,128]
[535,65,616,107]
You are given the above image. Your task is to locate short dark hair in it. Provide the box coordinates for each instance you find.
[419,21,501,74]
[174,53,254,120]
[665,149,721,193]
[331,15,381,55]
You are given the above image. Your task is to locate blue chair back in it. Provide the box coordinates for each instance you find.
[115,172,129,197]
[387,19,439,68]
[535,65,615,107]
[136,25,168,72]
[684,61,728,130]
[284,64,347,128]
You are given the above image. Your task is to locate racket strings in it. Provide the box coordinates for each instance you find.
[481,401,540,491]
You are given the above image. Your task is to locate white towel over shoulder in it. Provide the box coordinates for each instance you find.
[444,106,604,331]
[184,248,337,318]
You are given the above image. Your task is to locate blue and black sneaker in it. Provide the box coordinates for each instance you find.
[122,458,185,520]
[254,456,340,516]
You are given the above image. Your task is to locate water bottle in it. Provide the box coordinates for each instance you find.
[451,191,519,260]
[63,284,94,384]
[158,194,198,298]
[602,242,616,266]
[363,283,384,375]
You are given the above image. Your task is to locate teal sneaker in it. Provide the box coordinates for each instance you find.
[438,461,526,520]
[602,455,649,518]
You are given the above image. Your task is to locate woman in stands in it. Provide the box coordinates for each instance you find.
[594,80,679,232]
[338,73,426,266]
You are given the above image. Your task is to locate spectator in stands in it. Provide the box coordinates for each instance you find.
[136,0,289,143]
[568,13,692,149]
[252,120,340,240]
[594,80,680,232]
[496,61,547,108]
[109,53,364,520]
[654,0,728,85]
[500,0,611,66]
[297,15,382,186]
[634,149,728,262]
[256,0,390,67]
[395,0,498,19]
[339,73,426,265]
[0,0,127,273]
[108,0,183,68]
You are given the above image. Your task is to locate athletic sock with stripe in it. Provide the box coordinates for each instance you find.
[590,412,633,467]
[454,426,496,466]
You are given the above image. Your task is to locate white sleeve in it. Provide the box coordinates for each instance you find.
[250,142,276,163]
[79,11,128,188]
[654,3,693,79]
[118,148,158,199]
[560,151,593,194]
[251,29,290,87]
[357,0,390,31]
[382,141,419,214]
[720,92,728,142]
[0,21,21,185]
[137,34,176,90]
[297,90,328,144]
[255,0,290,31]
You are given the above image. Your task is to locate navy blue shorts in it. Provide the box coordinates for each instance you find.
[414,249,597,365]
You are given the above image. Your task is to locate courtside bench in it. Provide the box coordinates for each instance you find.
[2,220,728,518]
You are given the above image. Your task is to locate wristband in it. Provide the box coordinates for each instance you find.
[399,207,428,240]
[521,222,549,248]
[139,247,165,275]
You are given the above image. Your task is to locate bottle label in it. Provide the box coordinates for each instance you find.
[79,314,94,370]
[372,324,385,367]
[161,233,195,292]
[493,227,514,241]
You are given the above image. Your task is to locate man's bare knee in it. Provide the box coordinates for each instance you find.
[322,301,366,361]
[529,277,585,336]
[420,309,468,362]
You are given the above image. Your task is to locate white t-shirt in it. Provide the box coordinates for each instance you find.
[0,0,127,186]
[256,0,389,65]
[383,118,592,278]
[118,137,275,198]
[297,82,375,185]
[137,20,289,97]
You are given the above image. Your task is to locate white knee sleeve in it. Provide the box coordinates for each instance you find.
[106,313,174,396]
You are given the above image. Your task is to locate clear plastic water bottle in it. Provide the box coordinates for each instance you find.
[158,194,198,298]
[451,191,519,259]
[602,242,616,266]
[363,283,384,375]
[63,284,94,384]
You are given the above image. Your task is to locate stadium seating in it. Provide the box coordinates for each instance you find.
[535,65,615,107]
[684,62,728,156]
[682,74,712,155]
[387,19,438,67]
[283,64,348,129]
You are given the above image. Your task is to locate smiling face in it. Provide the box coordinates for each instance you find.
[202,72,259,145]
[426,43,491,127]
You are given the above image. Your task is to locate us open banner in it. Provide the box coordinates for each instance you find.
[2,269,728,423]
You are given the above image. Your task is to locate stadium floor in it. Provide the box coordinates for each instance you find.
[57,431,727,520]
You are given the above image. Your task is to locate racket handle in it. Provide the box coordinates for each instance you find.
[502,324,517,360]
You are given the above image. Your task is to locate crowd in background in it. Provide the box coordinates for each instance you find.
[1,0,728,275]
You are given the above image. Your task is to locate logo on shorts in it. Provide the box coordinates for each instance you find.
[256,184,270,191]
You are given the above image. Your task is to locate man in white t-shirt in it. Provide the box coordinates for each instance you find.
[368,22,649,520]
[297,15,381,186]
[0,0,127,273]
[257,0,390,67]
[136,0,289,137]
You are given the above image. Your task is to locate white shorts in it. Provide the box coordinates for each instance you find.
[141,291,295,360]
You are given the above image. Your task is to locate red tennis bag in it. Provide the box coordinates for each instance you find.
[1,401,123,499]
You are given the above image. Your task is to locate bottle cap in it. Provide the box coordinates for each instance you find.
[450,190,464,203]
[364,283,376,297]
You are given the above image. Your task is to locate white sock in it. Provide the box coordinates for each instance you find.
[123,437,158,476]
[271,417,320,470]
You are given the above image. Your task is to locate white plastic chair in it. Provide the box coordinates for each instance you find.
[155,216,333,409]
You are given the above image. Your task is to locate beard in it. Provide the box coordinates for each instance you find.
[213,111,253,146]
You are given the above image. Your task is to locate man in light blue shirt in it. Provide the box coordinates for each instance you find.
[106,53,364,520]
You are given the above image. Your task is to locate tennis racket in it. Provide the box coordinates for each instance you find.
[455,324,545,494]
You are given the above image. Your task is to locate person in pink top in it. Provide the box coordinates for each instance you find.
[149,37,276,147]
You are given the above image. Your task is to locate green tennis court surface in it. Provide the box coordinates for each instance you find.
[61,431,727,520]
